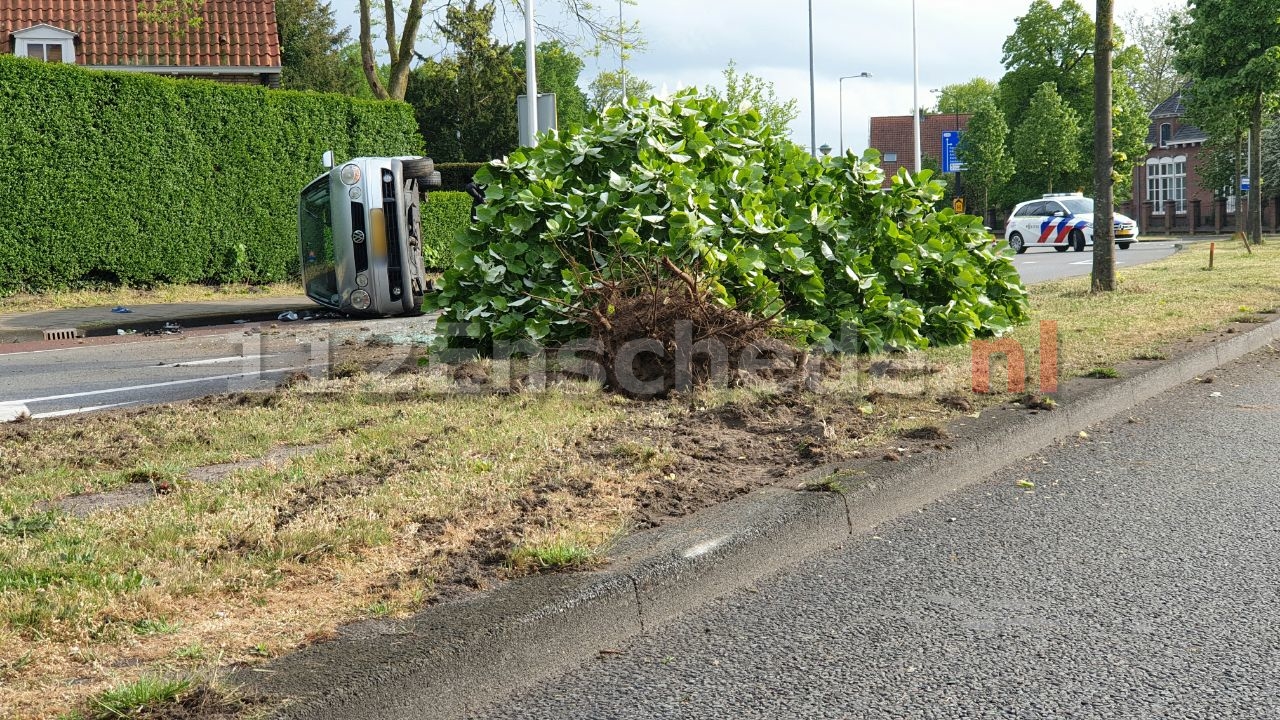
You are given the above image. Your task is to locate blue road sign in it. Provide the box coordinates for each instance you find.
[1242,176,1251,192]
[941,130,964,173]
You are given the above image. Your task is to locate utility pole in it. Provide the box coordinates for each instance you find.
[1091,0,1116,292]
[524,0,538,147]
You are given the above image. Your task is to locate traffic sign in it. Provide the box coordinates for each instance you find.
[941,131,965,173]
[1242,176,1250,192]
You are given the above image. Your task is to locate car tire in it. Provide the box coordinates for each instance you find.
[1009,232,1027,254]
[402,157,436,179]
[1117,242,1132,250]
[1055,245,1069,253]
[1070,229,1086,252]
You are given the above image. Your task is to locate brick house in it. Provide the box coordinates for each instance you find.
[2,0,281,87]
[868,112,972,182]
[1126,89,1280,235]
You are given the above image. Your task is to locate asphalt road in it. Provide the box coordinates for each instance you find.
[472,346,1280,719]
[0,316,435,418]
[1009,240,1181,284]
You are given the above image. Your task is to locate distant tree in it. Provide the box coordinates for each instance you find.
[337,43,381,99]
[706,60,799,132]
[956,97,1015,218]
[1012,82,1083,195]
[1119,5,1187,112]
[511,40,592,133]
[276,0,359,94]
[405,1,522,161]
[588,69,654,112]
[935,77,999,114]
[998,0,1147,201]
[1172,0,1280,245]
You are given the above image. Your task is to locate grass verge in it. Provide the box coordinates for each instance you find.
[0,282,303,315]
[2,240,1279,717]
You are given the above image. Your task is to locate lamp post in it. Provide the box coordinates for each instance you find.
[912,0,921,172]
[839,72,873,157]
[524,0,538,147]
[808,0,817,158]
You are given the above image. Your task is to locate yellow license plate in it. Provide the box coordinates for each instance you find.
[1116,230,1133,237]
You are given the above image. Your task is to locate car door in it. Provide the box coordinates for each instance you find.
[1039,201,1069,245]
[1021,202,1046,242]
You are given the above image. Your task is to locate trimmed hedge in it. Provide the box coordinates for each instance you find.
[436,162,487,191]
[0,56,423,294]
[420,191,474,270]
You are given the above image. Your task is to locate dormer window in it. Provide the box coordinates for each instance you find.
[12,24,77,65]
[1160,123,1172,147]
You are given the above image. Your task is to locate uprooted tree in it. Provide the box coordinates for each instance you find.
[430,90,1029,394]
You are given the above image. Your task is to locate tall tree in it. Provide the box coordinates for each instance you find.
[1119,5,1187,112]
[998,0,1148,202]
[1012,82,1083,195]
[276,0,359,94]
[405,1,522,161]
[1092,0,1116,292]
[511,41,591,133]
[934,77,999,114]
[360,0,636,101]
[706,60,800,132]
[956,97,1015,221]
[1172,1,1280,246]
[588,69,654,112]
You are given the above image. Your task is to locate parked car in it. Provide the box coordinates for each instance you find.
[1004,193,1139,254]
[298,155,441,316]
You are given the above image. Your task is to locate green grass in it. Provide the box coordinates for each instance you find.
[1085,367,1121,379]
[507,539,601,572]
[80,676,191,720]
[0,281,301,315]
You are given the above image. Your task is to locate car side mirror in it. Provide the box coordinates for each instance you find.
[1052,210,1065,217]
[321,150,335,169]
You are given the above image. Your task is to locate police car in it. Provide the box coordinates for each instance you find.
[1004,193,1139,254]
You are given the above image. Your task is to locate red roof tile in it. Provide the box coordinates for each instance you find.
[2,0,279,68]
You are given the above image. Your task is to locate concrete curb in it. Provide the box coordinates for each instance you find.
[239,317,1280,720]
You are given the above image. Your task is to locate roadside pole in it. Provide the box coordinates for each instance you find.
[1091,0,1116,292]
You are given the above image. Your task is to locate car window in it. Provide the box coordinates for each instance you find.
[1043,202,1066,216]
[1015,202,1042,217]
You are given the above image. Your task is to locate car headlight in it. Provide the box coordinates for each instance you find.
[350,289,372,311]
[339,163,362,185]
[348,185,363,200]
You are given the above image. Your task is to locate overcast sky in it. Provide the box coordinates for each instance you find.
[334,0,1178,155]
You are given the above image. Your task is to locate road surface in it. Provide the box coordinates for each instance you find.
[0,316,435,419]
[472,346,1280,719]
[1009,240,1181,284]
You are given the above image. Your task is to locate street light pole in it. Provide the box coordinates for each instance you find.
[838,72,873,157]
[524,0,538,147]
[808,0,817,158]
[912,0,921,172]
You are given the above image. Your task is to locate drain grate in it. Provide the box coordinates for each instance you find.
[43,328,83,341]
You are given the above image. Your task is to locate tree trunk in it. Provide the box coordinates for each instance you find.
[358,0,389,99]
[1091,0,1116,293]
[1250,94,1265,245]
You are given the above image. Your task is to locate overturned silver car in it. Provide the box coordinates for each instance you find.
[298,155,441,316]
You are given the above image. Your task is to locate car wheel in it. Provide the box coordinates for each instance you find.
[1009,232,1027,254]
[1055,245,1069,253]
[402,156,436,179]
[1117,242,1132,250]
[1070,229,1086,252]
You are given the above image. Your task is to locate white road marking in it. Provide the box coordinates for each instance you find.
[5,366,308,405]
[161,354,275,368]
[31,402,138,419]
[0,403,30,422]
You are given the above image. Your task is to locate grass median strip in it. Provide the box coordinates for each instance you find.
[2,240,1278,718]
[0,282,302,316]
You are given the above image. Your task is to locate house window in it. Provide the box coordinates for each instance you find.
[25,43,65,63]
[1159,123,1172,148]
[884,152,898,162]
[13,25,77,65]
[1146,156,1187,214]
